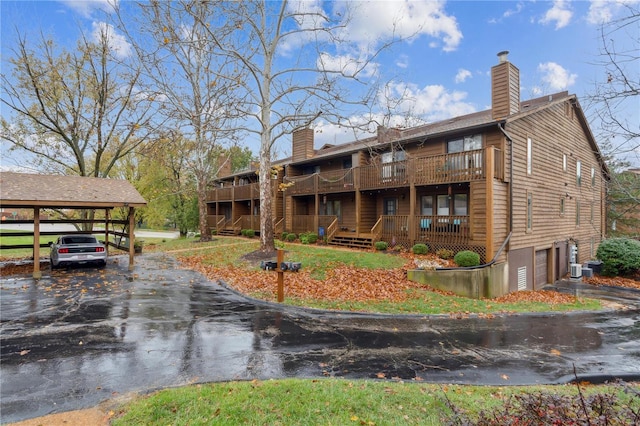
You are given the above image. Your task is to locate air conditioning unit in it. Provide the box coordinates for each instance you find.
[570,263,582,279]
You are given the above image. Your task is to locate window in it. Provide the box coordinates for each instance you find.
[576,200,581,226]
[527,137,532,175]
[563,154,567,172]
[576,160,581,186]
[343,158,352,169]
[421,195,433,215]
[590,202,594,223]
[591,167,595,186]
[560,197,565,216]
[453,194,468,215]
[322,200,342,221]
[526,192,532,231]
[381,150,406,180]
[447,134,482,153]
[437,195,450,216]
[303,165,320,175]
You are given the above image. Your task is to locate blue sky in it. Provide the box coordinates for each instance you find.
[1,1,637,166]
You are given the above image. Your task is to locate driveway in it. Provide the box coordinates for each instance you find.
[1,253,640,423]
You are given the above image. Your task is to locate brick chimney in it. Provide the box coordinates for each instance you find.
[292,127,315,161]
[491,51,520,120]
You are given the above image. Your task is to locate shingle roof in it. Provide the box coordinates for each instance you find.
[0,172,147,208]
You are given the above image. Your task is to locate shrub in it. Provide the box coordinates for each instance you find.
[281,232,288,240]
[243,229,255,238]
[596,238,640,276]
[286,233,297,242]
[374,241,388,251]
[454,250,480,267]
[436,248,454,260]
[411,243,429,255]
[299,232,318,244]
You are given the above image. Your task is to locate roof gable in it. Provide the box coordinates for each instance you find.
[0,172,147,208]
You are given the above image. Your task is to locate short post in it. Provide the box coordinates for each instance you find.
[277,249,284,302]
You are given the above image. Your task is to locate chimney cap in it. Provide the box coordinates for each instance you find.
[497,50,510,63]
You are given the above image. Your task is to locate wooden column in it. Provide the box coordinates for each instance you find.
[128,206,135,271]
[485,148,495,261]
[104,209,110,256]
[408,183,416,246]
[33,207,42,279]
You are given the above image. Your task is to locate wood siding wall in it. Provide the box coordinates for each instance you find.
[507,100,605,266]
[292,127,315,162]
[491,61,520,120]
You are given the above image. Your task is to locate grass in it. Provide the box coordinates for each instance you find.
[283,288,602,315]
[111,379,640,426]
[1,234,604,314]
[0,230,62,258]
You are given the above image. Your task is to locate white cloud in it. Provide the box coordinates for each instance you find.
[60,0,118,18]
[539,0,573,29]
[379,81,476,123]
[91,21,131,59]
[395,54,409,69]
[538,62,577,90]
[336,1,462,52]
[586,0,637,25]
[455,69,472,84]
[489,1,525,24]
[317,53,379,78]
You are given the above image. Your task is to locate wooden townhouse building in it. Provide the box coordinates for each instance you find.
[206,52,608,293]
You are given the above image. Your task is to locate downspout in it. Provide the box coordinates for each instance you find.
[498,122,514,238]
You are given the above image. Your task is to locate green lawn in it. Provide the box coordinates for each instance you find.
[111,379,639,425]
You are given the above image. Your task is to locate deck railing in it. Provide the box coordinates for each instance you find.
[290,215,337,235]
[237,215,260,231]
[414,215,470,245]
[208,147,502,201]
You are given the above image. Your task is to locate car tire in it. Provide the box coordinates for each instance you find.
[97,260,106,268]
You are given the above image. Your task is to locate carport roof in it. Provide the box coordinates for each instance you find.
[0,172,147,209]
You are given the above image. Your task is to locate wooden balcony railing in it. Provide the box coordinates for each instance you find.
[238,215,260,230]
[376,214,470,247]
[290,215,337,235]
[209,147,503,200]
[234,182,259,200]
[207,215,226,228]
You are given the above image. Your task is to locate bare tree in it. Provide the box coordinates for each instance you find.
[589,4,639,162]
[185,0,400,252]
[587,5,639,236]
[114,0,245,241]
[1,27,159,178]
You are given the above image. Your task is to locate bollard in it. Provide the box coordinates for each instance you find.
[277,249,284,302]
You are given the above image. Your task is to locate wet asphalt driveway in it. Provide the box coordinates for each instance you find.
[1,253,640,423]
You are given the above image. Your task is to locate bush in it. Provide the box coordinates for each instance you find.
[286,233,297,242]
[454,250,480,267]
[444,386,640,425]
[374,241,388,251]
[596,238,640,276]
[243,229,255,238]
[436,248,454,260]
[281,232,288,240]
[299,232,318,244]
[412,243,429,255]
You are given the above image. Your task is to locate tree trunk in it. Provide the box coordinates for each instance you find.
[197,177,211,241]
[259,137,275,253]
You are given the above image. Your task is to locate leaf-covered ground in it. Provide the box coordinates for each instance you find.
[178,252,591,307]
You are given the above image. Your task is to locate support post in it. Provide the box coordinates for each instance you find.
[33,207,42,279]
[105,209,110,256]
[277,248,284,302]
[128,206,135,271]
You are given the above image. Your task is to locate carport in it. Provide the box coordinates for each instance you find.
[0,172,147,278]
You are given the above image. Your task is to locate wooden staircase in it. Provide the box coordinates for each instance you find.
[216,228,238,236]
[328,233,374,249]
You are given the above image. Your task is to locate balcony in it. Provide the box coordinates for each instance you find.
[207,147,503,201]
[281,148,501,196]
